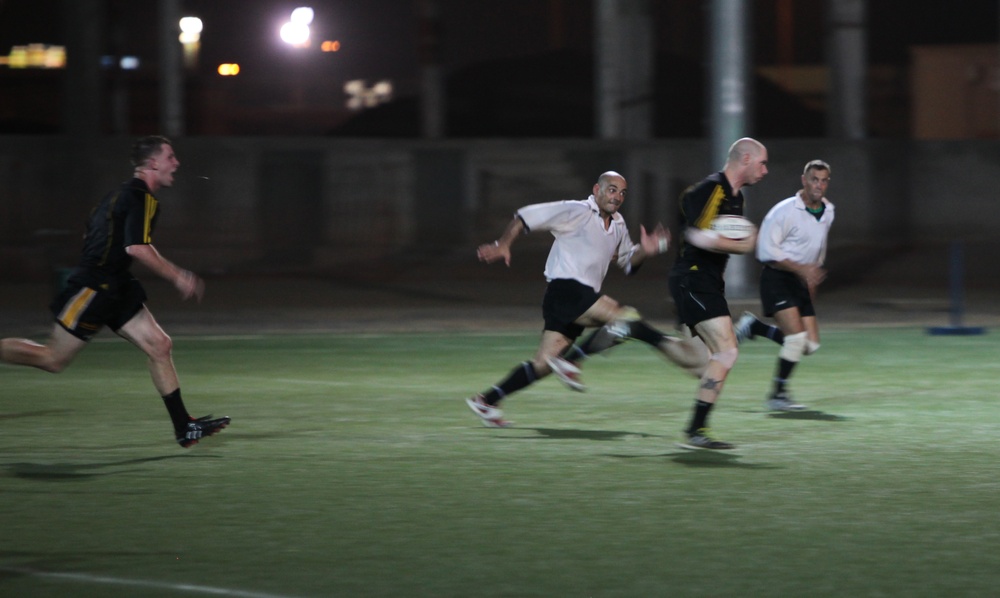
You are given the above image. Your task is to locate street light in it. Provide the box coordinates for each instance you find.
[279,7,316,107]
[291,7,314,25]
[179,16,203,69]
[179,17,203,42]
[280,22,310,46]
[280,7,313,47]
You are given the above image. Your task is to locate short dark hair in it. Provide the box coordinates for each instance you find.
[130,135,172,167]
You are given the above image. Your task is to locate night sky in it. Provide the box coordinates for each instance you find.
[2,1,997,87]
[0,1,997,135]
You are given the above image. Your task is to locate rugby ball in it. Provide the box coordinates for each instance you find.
[710,215,754,240]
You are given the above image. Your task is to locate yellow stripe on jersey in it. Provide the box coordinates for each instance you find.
[58,287,96,330]
[143,193,158,243]
[693,185,726,230]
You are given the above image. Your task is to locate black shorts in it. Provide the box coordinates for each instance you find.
[49,278,147,341]
[759,266,815,318]
[668,269,731,329]
[541,278,601,340]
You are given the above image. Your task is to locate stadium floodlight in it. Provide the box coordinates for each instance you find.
[280,21,310,46]
[178,16,204,69]
[291,7,314,25]
[179,17,203,44]
[281,8,313,47]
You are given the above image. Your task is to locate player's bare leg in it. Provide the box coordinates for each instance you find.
[678,316,739,449]
[467,330,573,427]
[544,296,629,391]
[550,295,628,330]
[116,308,185,431]
[773,307,805,337]
[802,315,820,348]
[658,328,710,378]
[116,307,179,395]
[533,330,574,375]
[767,308,815,411]
[553,296,708,381]
[0,325,87,373]
[116,306,230,446]
[692,316,738,404]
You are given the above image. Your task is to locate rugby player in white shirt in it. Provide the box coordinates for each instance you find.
[734,159,835,411]
[466,171,708,428]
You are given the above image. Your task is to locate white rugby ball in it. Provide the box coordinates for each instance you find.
[710,215,755,240]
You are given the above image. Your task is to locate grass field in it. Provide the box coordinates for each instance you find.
[1,326,999,597]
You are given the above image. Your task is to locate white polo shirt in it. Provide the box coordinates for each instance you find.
[517,195,637,293]
[756,193,835,266]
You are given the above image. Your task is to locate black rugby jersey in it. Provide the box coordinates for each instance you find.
[671,171,745,279]
[70,178,159,291]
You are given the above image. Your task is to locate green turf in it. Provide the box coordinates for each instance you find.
[2,327,999,597]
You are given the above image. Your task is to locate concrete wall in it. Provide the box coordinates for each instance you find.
[2,136,998,283]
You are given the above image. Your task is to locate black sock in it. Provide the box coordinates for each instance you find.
[483,362,537,405]
[571,319,664,362]
[626,320,666,348]
[561,344,588,364]
[162,388,191,431]
[774,358,796,392]
[686,400,714,434]
[752,320,784,344]
[574,328,612,358]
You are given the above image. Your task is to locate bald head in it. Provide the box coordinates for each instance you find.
[726,138,765,165]
[593,171,628,218]
[723,137,769,192]
[598,171,626,187]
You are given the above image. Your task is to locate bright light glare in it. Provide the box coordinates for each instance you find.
[179,17,203,34]
[344,80,365,95]
[291,7,314,25]
[120,56,140,70]
[280,22,310,46]
[344,79,394,110]
[217,63,240,76]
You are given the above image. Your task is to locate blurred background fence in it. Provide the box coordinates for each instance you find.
[2,136,999,294]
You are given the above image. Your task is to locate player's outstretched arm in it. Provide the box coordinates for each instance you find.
[477,216,526,267]
[684,226,757,255]
[636,223,670,263]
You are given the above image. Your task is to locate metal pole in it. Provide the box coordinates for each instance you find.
[948,241,965,328]
[159,0,184,137]
[826,0,867,139]
[418,0,445,139]
[620,0,653,140]
[63,0,104,137]
[595,0,621,138]
[709,0,752,298]
[595,0,653,139]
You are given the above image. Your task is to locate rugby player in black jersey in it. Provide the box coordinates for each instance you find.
[0,136,230,448]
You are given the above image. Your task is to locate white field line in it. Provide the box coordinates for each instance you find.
[0,565,304,598]
[89,330,536,343]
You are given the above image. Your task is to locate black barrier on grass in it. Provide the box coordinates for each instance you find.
[928,241,985,336]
